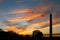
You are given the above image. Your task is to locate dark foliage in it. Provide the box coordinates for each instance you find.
[0,29,60,40]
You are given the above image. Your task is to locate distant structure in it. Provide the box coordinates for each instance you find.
[50,13,52,38]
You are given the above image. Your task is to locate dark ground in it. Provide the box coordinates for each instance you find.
[0,29,60,40]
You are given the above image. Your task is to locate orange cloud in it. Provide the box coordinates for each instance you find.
[5,23,59,35]
[22,18,60,34]
[6,15,60,35]
[25,17,60,30]
[10,8,34,14]
[4,4,60,35]
[23,23,60,35]
[8,14,43,22]
[40,23,60,34]
[9,4,53,15]
[5,26,24,34]
[5,18,60,35]
[25,20,49,30]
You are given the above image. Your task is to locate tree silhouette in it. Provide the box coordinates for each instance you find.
[32,30,43,40]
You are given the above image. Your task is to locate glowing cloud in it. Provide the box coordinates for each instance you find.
[5,23,60,35]
[10,8,33,14]
[5,26,24,34]
[8,14,43,22]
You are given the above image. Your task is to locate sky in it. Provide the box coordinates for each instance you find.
[0,0,60,35]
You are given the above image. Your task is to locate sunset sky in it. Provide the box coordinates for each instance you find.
[0,0,60,35]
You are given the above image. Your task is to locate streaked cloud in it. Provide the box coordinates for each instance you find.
[5,26,24,34]
[8,4,53,14]
[0,0,60,35]
[5,23,60,35]
[8,14,43,22]
[10,8,33,14]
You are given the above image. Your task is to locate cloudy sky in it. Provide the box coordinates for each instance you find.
[0,0,60,35]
